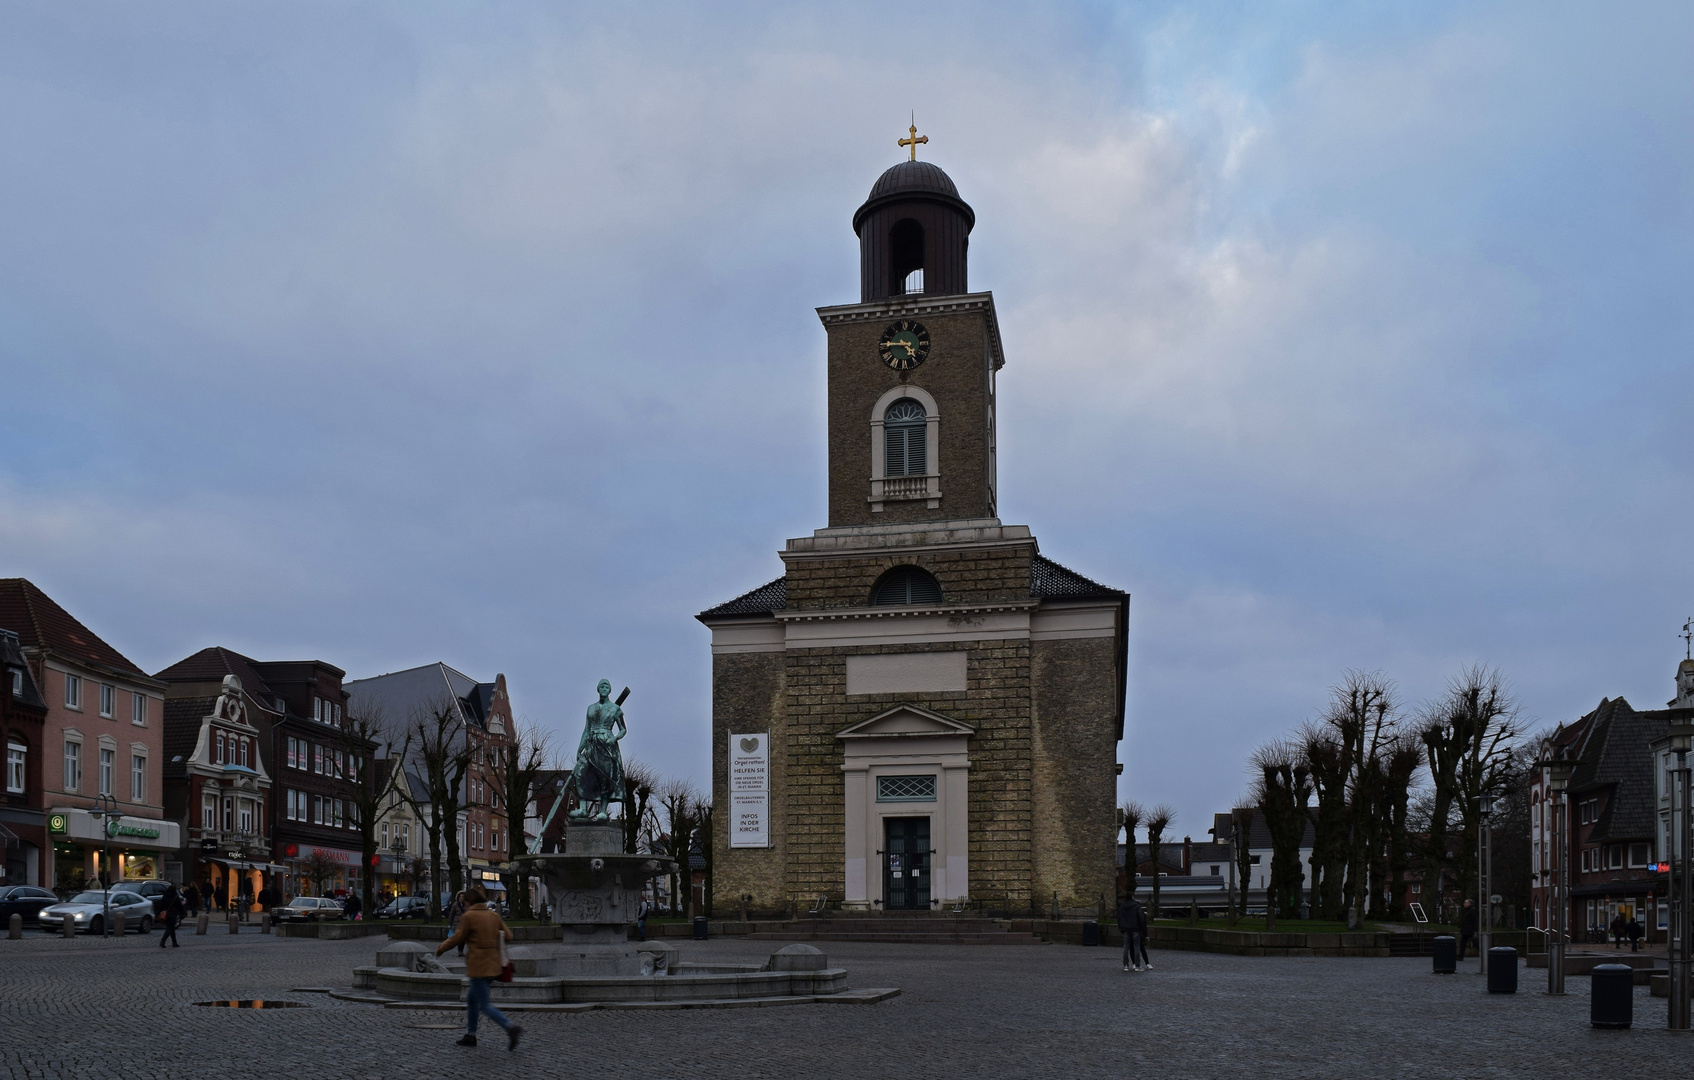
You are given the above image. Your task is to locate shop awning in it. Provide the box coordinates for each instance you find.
[0,823,18,849]
[482,881,507,892]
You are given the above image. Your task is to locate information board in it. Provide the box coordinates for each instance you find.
[729,732,770,848]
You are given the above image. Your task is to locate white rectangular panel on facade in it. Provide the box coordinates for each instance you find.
[729,732,770,848]
[845,651,968,696]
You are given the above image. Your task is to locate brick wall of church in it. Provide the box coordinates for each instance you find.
[1030,636,1122,909]
[709,647,787,911]
[784,544,1034,610]
[824,305,994,528]
[778,639,1037,907]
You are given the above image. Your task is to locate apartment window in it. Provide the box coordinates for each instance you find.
[285,737,296,770]
[202,794,216,830]
[333,799,344,828]
[1630,842,1651,868]
[312,795,323,825]
[64,673,82,710]
[492,828,500,852]
[238,801,253,833]
[98,747,114,796]
[223,797,233,832]
[334,750,344,779]
[215,732,225,765]
[380,822,389,849]
[313,697,322,722]
[313,745,323,774]
[99,684,114,718]
[6,740,24,794]
[400,823,410,852]
[1608,847,1624,871]
[130,753,146,802]
[239,738,249,768]
[9,669,19,697]
[131,692,146,726]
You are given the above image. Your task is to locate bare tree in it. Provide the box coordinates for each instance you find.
[1419,665,1523,920]
[402,699,474,918]
[335,702,411,919]
[621,758,659,856]
[299,849,342,899]
[1254,741,1313,928]
[1323,670,1397,928]
[655,777,703,915]
[1145,804,1176,920]
[1118,800,1145,898]
[491,717,550,919]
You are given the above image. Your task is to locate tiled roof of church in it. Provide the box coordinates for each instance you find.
[699,577,788,617]
[1030,555,1122,599]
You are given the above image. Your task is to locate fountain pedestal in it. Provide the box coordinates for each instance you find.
[523,822,675,975]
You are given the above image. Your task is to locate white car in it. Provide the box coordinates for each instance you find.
[36,889,155,935]
[272,896,344,923]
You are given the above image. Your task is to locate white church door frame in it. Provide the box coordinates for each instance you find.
[837,704,972,910]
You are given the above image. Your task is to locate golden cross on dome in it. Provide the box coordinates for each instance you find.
[898,116,928,161]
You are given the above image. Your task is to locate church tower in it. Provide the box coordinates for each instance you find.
[700,134,1128,917]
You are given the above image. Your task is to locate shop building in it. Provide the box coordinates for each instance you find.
[0,579,176,889]
[157,647,369,903]
[2,629,50,885]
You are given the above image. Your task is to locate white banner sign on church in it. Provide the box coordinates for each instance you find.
[729,733,770,848]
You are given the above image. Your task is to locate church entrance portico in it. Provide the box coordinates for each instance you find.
[839,704,971,911]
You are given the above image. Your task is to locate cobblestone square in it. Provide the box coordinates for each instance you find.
[0,930,1675,1079]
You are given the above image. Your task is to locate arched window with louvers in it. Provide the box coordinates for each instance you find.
[871,565,943,606]
[884,399,927,478]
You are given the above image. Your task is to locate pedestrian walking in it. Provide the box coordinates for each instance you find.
[449,892,468,956]
[1628,916,1644,952]
[184,884,199,916]
[158,884,183,948]
[344,892,362,921]
[1609,913,1626,949]
[1116,891,1150,972]
[433,886,522,1051]
[1457,899,1478,960]
[636,896,651,941]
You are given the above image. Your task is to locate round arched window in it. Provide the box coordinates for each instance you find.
[872,565,942,606]
[884,399,927,478]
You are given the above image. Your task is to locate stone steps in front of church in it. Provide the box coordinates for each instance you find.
[741,918,1043,945]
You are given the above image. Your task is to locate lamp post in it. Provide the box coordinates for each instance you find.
[89,794,119,937]
[1540,757,1571,995]
[1477,793,1495,975]
[1667,716,1694,1030]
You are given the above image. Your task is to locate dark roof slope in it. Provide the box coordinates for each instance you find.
[698,577,787,619]
[0,578,148,678]
[1030,555,1123,599]
[162,698,213,779]
[1566,696,1665,842]
[156,647,276,697]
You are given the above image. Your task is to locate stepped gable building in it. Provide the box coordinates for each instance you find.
[0,579,174,889]
[157,647,368,904]
[699,144,1129,914]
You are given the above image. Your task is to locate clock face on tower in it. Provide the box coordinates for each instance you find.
[878,320,931,371]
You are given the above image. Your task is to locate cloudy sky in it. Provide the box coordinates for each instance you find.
[2,2,1690,836]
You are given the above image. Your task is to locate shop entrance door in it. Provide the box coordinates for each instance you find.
[883,817,931,911]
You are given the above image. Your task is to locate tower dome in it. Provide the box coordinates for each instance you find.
[853,158,975,302]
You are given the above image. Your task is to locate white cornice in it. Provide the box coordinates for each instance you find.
[773,600,1037,624]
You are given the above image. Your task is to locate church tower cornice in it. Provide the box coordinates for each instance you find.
[817,291,1004,372]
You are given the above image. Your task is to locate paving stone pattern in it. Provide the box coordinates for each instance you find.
[0,929,1674,1078]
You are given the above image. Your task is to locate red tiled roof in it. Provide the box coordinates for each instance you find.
[0,578,147,678]
[154,646,276,696]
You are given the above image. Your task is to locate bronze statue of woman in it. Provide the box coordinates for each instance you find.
[567,679,627,822]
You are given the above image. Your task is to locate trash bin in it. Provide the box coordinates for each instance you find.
[1082,921,1100,947]
[1486,947,1517,994]
[1591,964,1634,1028]
[693,916,708,941]
[1432,935,1456,974]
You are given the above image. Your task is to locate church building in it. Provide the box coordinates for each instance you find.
[699,139,1128,914]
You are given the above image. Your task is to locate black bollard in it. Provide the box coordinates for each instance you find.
[1082,921,1100,947]
[1591,964,1633,1028]
[1486,947,1518,994]
[1432,935,1456,974]
[693,916,708,940]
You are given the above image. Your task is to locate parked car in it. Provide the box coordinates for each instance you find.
[272,896,344,923]
[124,880,177,915]
[0,885,59,927]
[372,896,429,920]
[36,889,155,934]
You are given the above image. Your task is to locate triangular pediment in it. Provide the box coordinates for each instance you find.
[837,703,975,741]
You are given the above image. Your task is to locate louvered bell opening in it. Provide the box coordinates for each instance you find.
[872,566,943,606]
[884,399,927,477]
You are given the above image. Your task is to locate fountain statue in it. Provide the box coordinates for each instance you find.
[566,679,626,821]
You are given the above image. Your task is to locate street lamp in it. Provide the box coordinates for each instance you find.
[1477,793,1496,975]
[89,794,120,937]
[1538,756,1572,996]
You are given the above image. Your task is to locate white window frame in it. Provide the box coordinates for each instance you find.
[64,672,82,710]
[238,801,253,834]
[202,793,216,830]
[868,384,942,512]
[62,736,81,792]
[130,751,146,802]
[6,740,25,794]
[131,692,147,726]
[98,746,114,796]
[99,683,115,718]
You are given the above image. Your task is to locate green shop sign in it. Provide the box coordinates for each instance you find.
[48,813,67,834]
[105,820,161,840]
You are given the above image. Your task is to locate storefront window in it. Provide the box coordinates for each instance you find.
[122,854,157,880]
